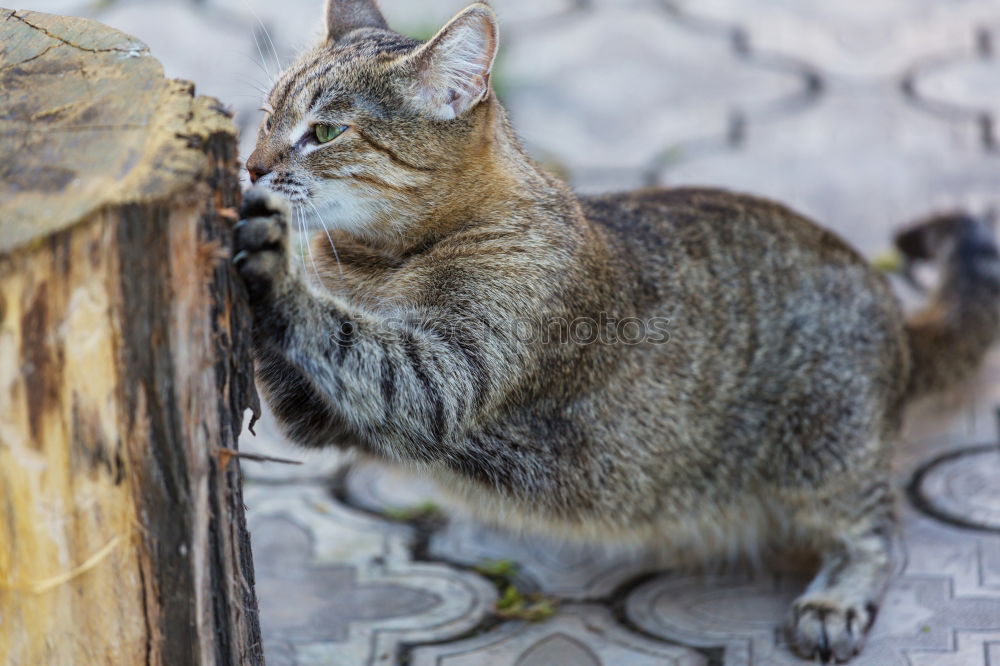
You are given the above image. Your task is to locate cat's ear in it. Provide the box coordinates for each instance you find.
[403,3,499,121]
[325,0,388,43]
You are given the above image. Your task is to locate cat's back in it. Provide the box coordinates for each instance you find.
[578,186,898,322]
[576,186,908,419]
[581,186,866,279]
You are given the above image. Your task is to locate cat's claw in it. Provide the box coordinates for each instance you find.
[234,186,293,303]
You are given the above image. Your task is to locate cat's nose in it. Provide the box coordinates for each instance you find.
[246,160,272,184]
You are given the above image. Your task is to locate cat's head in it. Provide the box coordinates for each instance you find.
[247,0,502,241]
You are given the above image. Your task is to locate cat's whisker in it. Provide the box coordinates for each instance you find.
[306,199,345,278]
[244,52,271,86]
[259,23,283,76]
[291,207,302,249]
[248,25,273,84]
[295,207,323,285]
[244,3,282,80]
[235,74,274,97]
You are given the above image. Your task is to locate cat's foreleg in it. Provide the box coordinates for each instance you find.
[786,487,895,662]
[233,188,507,462]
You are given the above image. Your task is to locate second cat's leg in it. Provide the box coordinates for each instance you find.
[785,484,895,662]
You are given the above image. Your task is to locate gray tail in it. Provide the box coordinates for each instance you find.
[896,212,1000,399]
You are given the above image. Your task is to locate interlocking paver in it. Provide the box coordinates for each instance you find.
[661,88,998,255]
[628,570,1000,666]
[908,25,1000,145]
[913,445,1000,531]
[663,0,1000,255]
[346,460,664,600]
[428,518,662,600]
[410,604,707,666]
[344,458,448,516]
[671,0,998,80]
[625,518,1000,665]
[499,2,809,188]
[246,485,497,665]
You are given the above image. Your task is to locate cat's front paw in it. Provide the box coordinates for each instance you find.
[234,187,293,303]
[788,595,877,663]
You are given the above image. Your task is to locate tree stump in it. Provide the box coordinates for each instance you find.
[0,10,263,665]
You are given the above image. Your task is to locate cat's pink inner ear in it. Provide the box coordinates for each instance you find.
[325,0,388,43]
[408,4,499,121]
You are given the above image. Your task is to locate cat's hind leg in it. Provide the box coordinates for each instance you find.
[785,483,895,662]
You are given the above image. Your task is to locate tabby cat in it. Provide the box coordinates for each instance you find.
[233,0,1000,661]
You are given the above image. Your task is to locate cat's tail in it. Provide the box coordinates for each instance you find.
[896,212,1000,400]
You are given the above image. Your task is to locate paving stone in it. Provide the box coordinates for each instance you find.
[982,538,1000,590]
[344,459,449,515]
[626,560,1000,665]
[346,460,665,600]
[246,485,497,665]
[911,445,1000,531]
[900,505,1000,599]
[409,604,707,666]
[254,516,436,644]
[428,519,663,601]
[671,0,998,80]
[626,571,802,664]
[661,86,999,256]
[907,630,1000,666]
[909,25,1000,137]
[500,3,809,178]
[626,501,1000,664]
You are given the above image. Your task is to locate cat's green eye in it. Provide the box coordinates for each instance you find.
[315,124,348,143]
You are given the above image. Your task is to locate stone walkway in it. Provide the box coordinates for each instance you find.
[25,0,1000,663]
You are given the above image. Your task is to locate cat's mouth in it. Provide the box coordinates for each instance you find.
[253,177,309,206]
[251,174,383,235]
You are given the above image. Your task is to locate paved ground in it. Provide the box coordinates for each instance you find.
[21,0,1000,663]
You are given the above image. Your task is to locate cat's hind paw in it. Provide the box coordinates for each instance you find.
[234,187,292,303]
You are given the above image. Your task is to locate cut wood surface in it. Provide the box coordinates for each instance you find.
[0,9,263,665]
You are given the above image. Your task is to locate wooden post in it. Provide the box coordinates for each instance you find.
[0,9,264,665]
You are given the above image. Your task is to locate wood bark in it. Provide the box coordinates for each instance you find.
[0,9,264,665]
